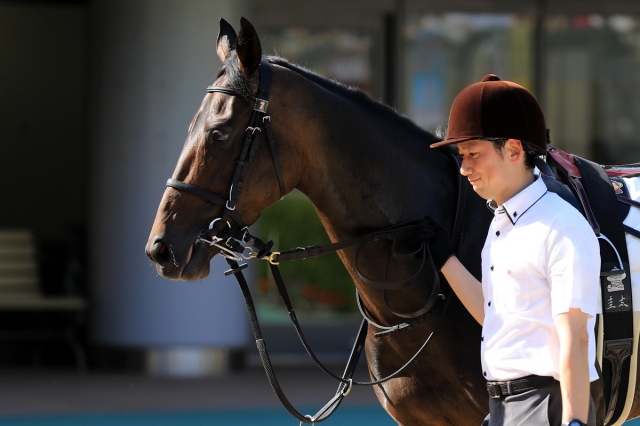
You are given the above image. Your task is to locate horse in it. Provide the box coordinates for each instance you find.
[145,17,630,425]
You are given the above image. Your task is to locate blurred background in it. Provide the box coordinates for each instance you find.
[1,0,640,424]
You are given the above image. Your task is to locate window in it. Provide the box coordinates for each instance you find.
[404,13,534,134]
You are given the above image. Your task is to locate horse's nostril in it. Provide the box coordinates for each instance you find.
[148,238,171,266]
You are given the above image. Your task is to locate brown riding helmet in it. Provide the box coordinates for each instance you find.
[430,74,547,154]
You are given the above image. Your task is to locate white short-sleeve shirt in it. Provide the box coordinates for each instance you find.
[481,176,600,382]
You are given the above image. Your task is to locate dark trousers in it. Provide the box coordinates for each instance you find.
[481,380,596,426]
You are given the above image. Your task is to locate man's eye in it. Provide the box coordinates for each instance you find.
[207,129,229,143]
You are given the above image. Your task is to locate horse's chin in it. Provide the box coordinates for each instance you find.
[181,240,221,280]
[155,240,220,281]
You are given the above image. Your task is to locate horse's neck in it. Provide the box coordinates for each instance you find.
[274,68,457,241]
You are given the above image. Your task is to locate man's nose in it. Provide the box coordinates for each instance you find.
[460,160,471,176]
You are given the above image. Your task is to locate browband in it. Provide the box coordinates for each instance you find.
[207,85,247,98]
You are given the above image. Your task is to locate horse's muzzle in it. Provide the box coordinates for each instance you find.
[146,234,217,280]
[146,237,171,266]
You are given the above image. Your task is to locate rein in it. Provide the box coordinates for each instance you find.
[165,59,467,424]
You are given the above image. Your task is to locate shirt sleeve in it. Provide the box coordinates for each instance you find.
[547,219,601,317]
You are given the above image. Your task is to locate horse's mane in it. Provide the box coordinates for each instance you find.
[220,53,441,144]
[268,57,440,142]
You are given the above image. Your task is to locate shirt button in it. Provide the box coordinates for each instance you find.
[513,212,518,217]
[483,371,487,377]
[496,231,500,236]
[481,336,484,342]
[488,301,491,307]
[490,266,494,271]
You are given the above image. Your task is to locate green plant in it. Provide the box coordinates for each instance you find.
[256,192,356,314]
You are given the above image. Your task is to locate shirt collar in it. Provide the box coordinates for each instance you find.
[489,176,547,225]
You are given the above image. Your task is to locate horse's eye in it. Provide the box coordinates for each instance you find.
[207,129,229,143]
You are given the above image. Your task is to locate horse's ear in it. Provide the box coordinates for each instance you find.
[217,18,237,63]
[236,17,262,76]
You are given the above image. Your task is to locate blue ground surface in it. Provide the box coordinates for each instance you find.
[0,406,396,426]
[3,408,640,425]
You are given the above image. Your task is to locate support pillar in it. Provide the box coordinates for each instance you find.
[88,0,250,376]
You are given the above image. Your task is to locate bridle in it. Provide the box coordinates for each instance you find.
[166,59,286,259]
[164,58,467,424]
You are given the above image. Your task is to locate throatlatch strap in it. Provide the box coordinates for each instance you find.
[263,117,286,199]
[573,155,634,426]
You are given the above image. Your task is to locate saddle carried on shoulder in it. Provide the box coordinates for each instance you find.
[539,146,640,426]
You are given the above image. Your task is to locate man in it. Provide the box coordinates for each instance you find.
[424,74,600,426]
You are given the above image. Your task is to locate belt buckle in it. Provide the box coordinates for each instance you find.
[487,383,501,399]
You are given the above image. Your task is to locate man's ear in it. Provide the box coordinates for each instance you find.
[505,139,524,163]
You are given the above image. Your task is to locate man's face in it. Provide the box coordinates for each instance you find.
[457,140,512,204]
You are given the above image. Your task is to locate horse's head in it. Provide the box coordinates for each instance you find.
[146,18,290,280]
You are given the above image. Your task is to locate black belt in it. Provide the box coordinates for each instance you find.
[486,375,555,399]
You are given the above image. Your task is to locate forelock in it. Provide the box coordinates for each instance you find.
[216,51,255,100]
